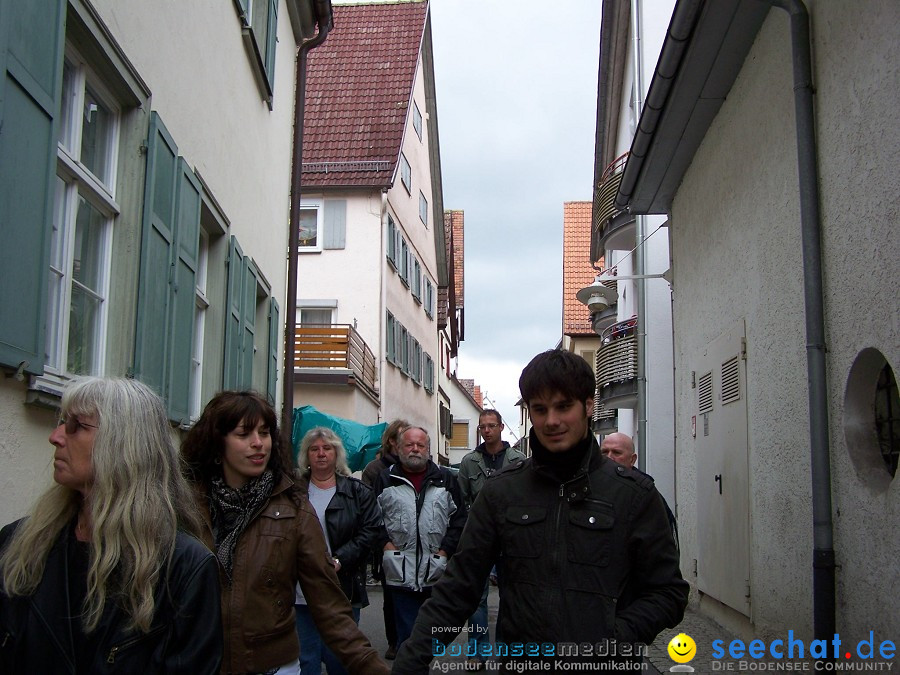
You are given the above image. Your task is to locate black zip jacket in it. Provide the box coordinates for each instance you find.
[0,519,222,674]
[298,474,383,607]
[392,434,688,671]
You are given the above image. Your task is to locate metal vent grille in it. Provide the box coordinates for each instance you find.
[698,371,713,414]
[721,356,741,405]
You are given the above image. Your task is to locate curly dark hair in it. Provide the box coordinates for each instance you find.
[182,391,291,485]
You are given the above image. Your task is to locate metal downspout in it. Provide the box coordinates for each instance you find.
[282,21,331,438]
[631,0,649,469]
[768,0,835,641]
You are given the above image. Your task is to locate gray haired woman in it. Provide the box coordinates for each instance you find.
[0,377,222,673]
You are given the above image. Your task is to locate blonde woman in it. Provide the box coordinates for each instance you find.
[295,427,383,675]
[0,377,222,673]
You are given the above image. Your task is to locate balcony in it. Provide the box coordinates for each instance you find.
[595,317,638,409]
[294,324,378,399]
[591,278,618,334]
[592,395,618,435]
[594,153,636,252]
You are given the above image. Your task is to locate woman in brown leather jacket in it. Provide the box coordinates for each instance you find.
[182,391,389,675]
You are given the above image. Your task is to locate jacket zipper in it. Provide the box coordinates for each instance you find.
[1,631,9,648]
[106,625,166,664]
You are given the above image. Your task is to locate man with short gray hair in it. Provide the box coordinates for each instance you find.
[374,427,466,649]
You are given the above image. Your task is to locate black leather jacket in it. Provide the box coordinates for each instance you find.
[0,519,222,674]
[298,474,383,607]
[393,434,688,671]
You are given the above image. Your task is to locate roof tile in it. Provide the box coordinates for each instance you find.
[563,201,599,336]
[302,1,428,188]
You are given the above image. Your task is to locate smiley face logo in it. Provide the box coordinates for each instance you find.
[667,633,697,664]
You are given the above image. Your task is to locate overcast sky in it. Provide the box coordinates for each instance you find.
[429,0,602,442]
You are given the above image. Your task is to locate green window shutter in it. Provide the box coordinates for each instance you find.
[241,258,259,390]
[323,199,346,250]
[267,297,279,405]
[166,158,201,423]
[233,0,250,25]
[386,312,395,364]
[0,0,65,374]
[134,113,179,396]
[264,0,278,92]
[223,235,245,389]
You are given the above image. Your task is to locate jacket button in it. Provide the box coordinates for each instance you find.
[521,514,529,520]
[589,516,596,524]
[277,600,283,607]
[570,493,577,499]
[274,511,280,516]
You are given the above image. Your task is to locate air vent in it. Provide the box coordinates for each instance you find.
[721,356,740,405]
[698,372,713,414]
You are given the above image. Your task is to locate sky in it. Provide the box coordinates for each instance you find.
[428,1,603,442]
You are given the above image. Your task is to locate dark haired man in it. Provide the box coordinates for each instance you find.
[457,410,525,670]
[393,350,688,671]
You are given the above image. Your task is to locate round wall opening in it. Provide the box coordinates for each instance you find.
[844,348,898,491]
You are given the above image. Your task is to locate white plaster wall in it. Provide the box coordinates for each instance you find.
[669,0,899,642]
[1,1,303,524]
[294,382,379,426]
[0,381,58,524]
[295,191,384,344]
[380,51,441,430]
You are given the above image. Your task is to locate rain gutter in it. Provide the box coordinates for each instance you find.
[282,2,333,437]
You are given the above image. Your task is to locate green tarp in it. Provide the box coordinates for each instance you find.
[291,405,386,473]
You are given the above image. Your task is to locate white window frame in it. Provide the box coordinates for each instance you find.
[298,199,324,252]
[400,153,411,194]
[190,229,210,420]
[419,191,428,226]
[413,102,423,141]
[45,47,119,380]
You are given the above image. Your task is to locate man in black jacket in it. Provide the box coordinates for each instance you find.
[392,349,688,672]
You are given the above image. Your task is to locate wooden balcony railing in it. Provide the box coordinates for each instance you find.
[294,324,377,393]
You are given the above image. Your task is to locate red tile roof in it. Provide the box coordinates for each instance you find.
[446,210,464,307]
[302,1,428,188]
[563,201,599,336]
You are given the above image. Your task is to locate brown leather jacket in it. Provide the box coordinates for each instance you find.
[196,473,389,675]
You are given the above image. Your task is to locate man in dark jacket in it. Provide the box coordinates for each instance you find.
[374,427,466,650]
[392,350,688,671]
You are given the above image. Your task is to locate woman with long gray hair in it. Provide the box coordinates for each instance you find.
[0,377,223,673]
[294,427,384,675]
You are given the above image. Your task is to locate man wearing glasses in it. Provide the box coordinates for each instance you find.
[374,427,466,650]
[457,411,525,670]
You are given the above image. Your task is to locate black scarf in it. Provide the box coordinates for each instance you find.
[208,470,275,578]
[530,430,594,484]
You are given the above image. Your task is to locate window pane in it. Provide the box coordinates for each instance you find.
[58,60,76,150]
[80,84,112,183]
[299,208,318,247]
[67,286,100,375]
[251,0,269,58]
[72,194,105,292]
[301,308,331,324]
[47,177,68,367]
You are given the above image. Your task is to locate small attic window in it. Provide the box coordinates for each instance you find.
[413,102,423,141]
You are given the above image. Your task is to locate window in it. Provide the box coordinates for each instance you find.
[191,229,210,420]
[413,102,423,141]
[300,307,333,325]
[298,203,322,251]
[412,258,422,302]
[47,52,119,377]
[400,239,410,287]
[235,0,279,103]
[386,312,397,364]
[400,153,411,193]
[412,339,422,384]
[424,353,434,393]
[387,216,398,268]
[424,278,434,318]
[400,325,409,374]
[419,191,428,225]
